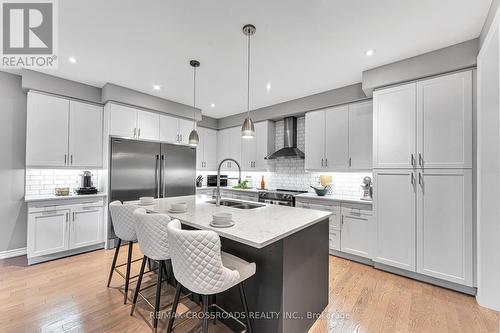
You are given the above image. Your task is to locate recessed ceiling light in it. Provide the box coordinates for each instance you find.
[152,84,161,91]
[266,82,271,92]
[210,103,215,108]
[68,57,77,64]
[365,49,376,57]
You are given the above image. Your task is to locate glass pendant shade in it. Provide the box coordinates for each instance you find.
[188,128,199,146]
[241,117,255,138]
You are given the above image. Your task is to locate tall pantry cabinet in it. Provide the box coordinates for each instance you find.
[373,70,473,287]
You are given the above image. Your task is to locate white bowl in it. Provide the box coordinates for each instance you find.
[171,202,187,211]
[212,212,232,223]
[139,197,154,204]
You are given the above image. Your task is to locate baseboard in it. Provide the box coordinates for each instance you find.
[28,243,104,265]
[0,247,27,259]
[330,250,373,266]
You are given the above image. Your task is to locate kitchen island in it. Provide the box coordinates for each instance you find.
[128,195,331,333]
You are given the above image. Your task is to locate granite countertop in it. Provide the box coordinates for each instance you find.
[126,195,331,249]
[25,193,107,203]
[295,192,373,205]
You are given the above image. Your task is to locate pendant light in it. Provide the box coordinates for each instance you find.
[241,24,256,139]
[188,59,200,146]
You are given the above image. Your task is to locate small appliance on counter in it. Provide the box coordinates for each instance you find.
[196,175,203,187]
[361,176,373,201]
[76,171,98,195]
[207,174,228,187]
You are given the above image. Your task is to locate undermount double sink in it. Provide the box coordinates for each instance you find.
[206,199,264,210]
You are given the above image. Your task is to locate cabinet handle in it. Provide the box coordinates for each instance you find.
[410,172,415,185]
[180,134,182,142]
[349,157,352,167]
[72,212,75,221]
[410,154,415,167]
[344,215,369,221]
[321,158,324,167]
[65,212,69,222]
[418,172,422,185]
[418,153,423,167]
[325,158,328,167]
[138,128,141,138]
[133,128,137,137]
[70,154,73,165]
[64,154,67,165]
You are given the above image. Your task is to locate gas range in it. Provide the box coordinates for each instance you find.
[258,189,308,207]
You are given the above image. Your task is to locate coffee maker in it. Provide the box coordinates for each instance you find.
[361,176,373,201]
[76,171,98,195]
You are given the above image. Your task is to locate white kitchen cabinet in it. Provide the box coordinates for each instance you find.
[70,206,104,249]
[329,229,341,251]
[68,101,103,167]
[348,101,373,169]
[416,169,473,286]
[109,103,138,138]
[159,114,194,144]
[416,71,472,169]
[217,127,241,171]
[28,209,70,258]
[305,110,326,170]
[137,110,160,140]
[26,92,70,166]
[340,204,373,259]
[325,105,349,169]
[241,121,275,171]
[373,83,417,169]
[373,169,416,271]
[26,92,103,168]
[27,198,105,264]
[196,127,218,170]
[178,118,194,145]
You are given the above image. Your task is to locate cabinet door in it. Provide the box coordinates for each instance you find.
[68,101,103,167]
[109,104,137,138]
[159,114,179,143]
[217,129,229,170]
[26,92,69,166]
[137,111,160,140]
[196,127,206,169]
[305,111,325,170]
[325,105,349,170]
[241,134,257,171]
[416,169,472,286]
[373,83,416,168]
[374,170,416,271]
[203,128,218,170]
[254,121,272,171]
[349,101,373,170]
[416,71,472,168]
[28,209,69,257]
[70,207,103,249]
[341,210,373,259]
[178,118,194,145]
[223,127,241,169]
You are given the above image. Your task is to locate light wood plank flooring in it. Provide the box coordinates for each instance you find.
[0,244,497,333]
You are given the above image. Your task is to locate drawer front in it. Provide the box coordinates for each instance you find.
[297,200,342,229]
[329,229,341,251]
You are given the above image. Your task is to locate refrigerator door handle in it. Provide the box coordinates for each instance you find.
[155,154,160,198]
[162,154,166,198]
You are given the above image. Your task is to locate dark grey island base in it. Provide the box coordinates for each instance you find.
[215,218,329,333]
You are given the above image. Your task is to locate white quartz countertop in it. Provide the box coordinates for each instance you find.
[25,193,107,203]
[126,195,331,249]
[295,192,372,205]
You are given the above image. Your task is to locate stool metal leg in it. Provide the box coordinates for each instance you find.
[107,238,121,287]
[130,255,147,316]
[123,241,134,304]
[202,295,209,333]
[239,283,253,333]
[153,260,164,332]
[166,283,182,333]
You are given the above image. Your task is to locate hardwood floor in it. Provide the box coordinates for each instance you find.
[0,245,497,333]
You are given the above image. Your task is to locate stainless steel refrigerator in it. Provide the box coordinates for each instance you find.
[108,138,196,239]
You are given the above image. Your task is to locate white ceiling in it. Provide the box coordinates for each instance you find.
[32,0,491,118]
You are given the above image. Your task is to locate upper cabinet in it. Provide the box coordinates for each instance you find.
[26,92,103,168]
[373,71,472,169]
[305,101,372,171]
[109,103,159,140]
[217,127,242,171]
[159,114,194,145]
[241,121,275,171]
[196,127,218,170]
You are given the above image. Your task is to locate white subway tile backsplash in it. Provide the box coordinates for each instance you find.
[25,169,99,196]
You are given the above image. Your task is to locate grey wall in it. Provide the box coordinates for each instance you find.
[102,83,202,121]
[218,83,367,129]
[0,72,27,252]
[362,39,479,95]
[480,0,500,47]
[22,69,101,103]
[198,115,218,129]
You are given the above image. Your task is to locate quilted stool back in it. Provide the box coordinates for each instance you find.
[133,208,172,261]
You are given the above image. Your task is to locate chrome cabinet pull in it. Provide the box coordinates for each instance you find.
[321,158,324,167]
[418,153,423,167]
[133,128,137,137]
[410,153,415,167]
[70,155,73,165]
[349,157,352,167]
[65,212,69,222]
[72,212,75,221]
[418,172,422,185]
[64,154,67,165]
[138,128,141,137]
[410,172,415,185]
[325,158,328,167]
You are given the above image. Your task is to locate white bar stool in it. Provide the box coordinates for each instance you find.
[107,201,140,304]
[166,220,256,333]
[132,208,175,332]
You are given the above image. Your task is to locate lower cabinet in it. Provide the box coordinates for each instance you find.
[28,198,105,264]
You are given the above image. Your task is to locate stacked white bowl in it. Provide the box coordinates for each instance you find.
[212,212,233,226]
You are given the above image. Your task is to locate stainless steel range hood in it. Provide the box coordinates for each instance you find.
[266,117,305,159]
